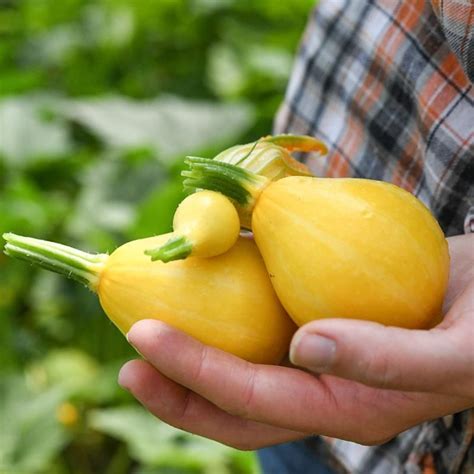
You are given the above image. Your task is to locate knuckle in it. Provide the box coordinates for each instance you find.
[190,344,209,385]
[240,368,258,418]
[363,347,401,389]
[223,365,257,418]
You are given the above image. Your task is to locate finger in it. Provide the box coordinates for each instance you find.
[289,284,474,397]
[125,319,457,443]
[126,320,473,444]
[118,359,305,450]
[126,319,354,435]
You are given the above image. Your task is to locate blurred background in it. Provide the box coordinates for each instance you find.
[0,1,314,472]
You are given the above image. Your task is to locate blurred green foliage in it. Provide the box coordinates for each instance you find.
[0,0,314,472]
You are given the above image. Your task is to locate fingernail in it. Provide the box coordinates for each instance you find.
[290,334,336,372]
[126,319,152,346]
[126,319,162,356]
[118,362,133,391]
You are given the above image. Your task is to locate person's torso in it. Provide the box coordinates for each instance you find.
[275,0,473,237]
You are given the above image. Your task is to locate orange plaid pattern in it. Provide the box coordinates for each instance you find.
[431,0,474,83]
[276,0,473,237]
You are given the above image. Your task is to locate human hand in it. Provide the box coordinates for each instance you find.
[118,234,474,449]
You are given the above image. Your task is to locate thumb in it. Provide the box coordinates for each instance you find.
[289,318,469,396]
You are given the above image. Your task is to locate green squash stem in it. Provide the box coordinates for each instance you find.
[144,235,193,263]
[182,156,269,228]
[3,233,107,290]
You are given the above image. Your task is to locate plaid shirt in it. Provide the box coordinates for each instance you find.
[274,1,474,473]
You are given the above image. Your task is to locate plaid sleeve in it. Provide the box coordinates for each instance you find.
[274,0,474,472]
[430,0,474,82]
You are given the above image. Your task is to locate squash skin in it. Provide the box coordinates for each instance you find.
[173,190,240,258]
[252,176,450,329]
[98,235,296,364]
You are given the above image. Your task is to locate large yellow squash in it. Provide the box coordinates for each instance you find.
[184,159,450,329]
[253,177,449,328]
[3,233,295,364]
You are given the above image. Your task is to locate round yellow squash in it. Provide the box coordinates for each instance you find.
[144,190,240,263]
[3,233,295,364]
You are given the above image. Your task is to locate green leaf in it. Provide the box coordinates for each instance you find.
[128,179,185,240]
[0,96,72,165]
[28,351,132,404]
[89,406,245,472]
[0,177,69,237]
[29,348,99,394]
[64,154,160,248]
[0,374,69,473]
[57,95,255,162]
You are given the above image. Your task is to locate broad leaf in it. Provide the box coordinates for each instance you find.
[0,96,72,164]
[58,95,254,162]
[0,375,69,473]
[89,406,240,473]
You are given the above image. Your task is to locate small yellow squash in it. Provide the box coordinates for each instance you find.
[145,190,240,262]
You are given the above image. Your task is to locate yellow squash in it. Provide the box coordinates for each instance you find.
[183,159,450,329]
[145,190,240,262]
[3,233,295,364]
